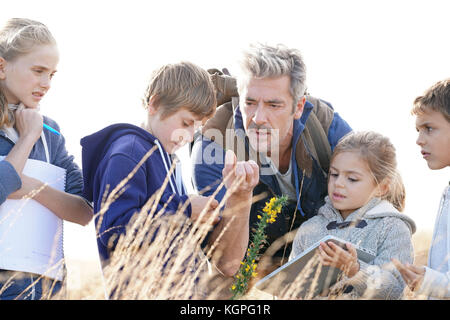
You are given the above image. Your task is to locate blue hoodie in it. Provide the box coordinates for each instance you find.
[81,123,191,262]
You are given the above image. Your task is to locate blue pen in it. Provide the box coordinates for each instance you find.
[8,104,60,135]
[43,123,60,135]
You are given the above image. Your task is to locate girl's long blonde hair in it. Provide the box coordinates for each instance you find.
[0,18,56,127]
[331,131,406,212]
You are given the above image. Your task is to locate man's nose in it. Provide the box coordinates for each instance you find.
[253,105,267,125]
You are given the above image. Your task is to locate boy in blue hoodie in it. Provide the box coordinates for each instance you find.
[81,62,220,267]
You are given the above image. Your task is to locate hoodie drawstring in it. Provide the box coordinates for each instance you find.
[154,139,183,195]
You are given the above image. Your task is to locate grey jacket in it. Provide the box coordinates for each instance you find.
[290,197,416,299]
[0,116,85,204]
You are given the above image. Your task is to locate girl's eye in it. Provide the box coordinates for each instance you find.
[329,173,338,178]
[426,126,433,133]
[348,177,358,182]
[183,121,190,127]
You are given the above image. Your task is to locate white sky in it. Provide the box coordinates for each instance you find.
[2,0,449,262]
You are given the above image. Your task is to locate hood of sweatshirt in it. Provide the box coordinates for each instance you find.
[318,196,417,235]
[80,123,172,202]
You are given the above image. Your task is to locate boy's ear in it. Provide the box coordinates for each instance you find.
[147,95,159,116]
[0,57,7,80]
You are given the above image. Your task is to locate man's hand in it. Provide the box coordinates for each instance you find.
[205,150,259,276]
[319,241,360,278]
[222,150,259,196]
[392,258,425,292]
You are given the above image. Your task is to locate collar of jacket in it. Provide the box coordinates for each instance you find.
[320,196,417,234]
[320,196,383,222]
[0,130,15,145]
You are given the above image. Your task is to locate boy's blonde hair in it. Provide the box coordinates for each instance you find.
[0,18,56,127]
[142,61,216,120]
[412,79,450,122]
[331,131,406,212]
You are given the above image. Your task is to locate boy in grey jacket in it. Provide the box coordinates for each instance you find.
[290,131,416,299]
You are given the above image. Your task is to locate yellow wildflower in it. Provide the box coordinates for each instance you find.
[230,195,287,299]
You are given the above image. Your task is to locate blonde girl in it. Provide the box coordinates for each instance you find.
[290,131,416,299]
[0,18,92,300]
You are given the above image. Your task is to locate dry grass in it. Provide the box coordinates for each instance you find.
[1,146,435,300]
[60,147,241,300]
[411,230,432,266]
[63,219,433,300]
[65,258,105,299]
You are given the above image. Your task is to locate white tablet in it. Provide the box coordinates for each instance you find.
[254,235,375,298]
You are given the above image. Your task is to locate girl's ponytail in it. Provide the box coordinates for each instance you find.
[385,170,406,212]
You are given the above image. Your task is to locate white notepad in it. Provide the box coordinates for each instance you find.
[0,157,66,280]
[255,235,376,298]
